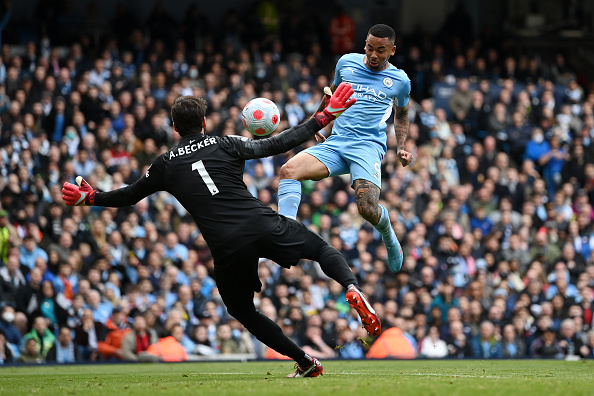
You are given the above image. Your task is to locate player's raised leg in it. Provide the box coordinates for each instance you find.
[278,152,329,219]
[305,227,381,336]
[353,179,403,272]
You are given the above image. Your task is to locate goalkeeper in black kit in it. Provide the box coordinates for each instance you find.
[62,82,380,377]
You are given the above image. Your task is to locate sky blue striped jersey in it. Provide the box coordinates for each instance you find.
[332,53,411,151]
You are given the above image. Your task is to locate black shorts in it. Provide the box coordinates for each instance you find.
[214,216,327,296]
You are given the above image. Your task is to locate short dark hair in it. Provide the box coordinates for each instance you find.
[171,96,208,137]
[368,24,396,43]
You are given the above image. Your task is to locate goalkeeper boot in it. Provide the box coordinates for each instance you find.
[286,358,324,378]
[346,285,381,336]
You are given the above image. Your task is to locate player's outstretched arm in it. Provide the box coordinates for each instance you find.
[62,159,165,207]
[233,82,356,160]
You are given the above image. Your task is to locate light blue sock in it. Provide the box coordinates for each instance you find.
[278,179,302,220]
[374,204,403,272]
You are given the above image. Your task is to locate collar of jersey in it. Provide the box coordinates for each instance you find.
[182,132,206,141]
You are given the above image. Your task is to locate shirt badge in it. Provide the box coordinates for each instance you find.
[383,77,393,88]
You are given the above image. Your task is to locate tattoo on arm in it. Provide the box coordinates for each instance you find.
[394,105,409,151]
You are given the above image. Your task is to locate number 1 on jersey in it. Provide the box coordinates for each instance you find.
[192,160,219,195]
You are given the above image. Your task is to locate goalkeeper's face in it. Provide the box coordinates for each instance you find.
[364,34,395,71]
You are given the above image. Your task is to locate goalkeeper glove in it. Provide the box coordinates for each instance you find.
[62,176,97,206]
[313,82,356,128]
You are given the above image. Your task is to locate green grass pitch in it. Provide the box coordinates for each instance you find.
[1,360,592,396]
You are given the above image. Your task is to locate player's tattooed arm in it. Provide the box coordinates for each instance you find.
[394,103,409,151]
[353,179,382,224]
[394,103,413,167]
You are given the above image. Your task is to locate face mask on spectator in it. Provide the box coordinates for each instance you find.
[533,134,544,143]
[2,312,15,322]
[189,69,198,79]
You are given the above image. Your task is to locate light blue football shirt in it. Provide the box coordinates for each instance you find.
[332,53,411,152]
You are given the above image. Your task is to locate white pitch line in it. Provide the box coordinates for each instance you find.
[195,372,503,379]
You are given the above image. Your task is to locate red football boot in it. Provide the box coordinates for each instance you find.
[346,285,381,336]
[286,358,324,378]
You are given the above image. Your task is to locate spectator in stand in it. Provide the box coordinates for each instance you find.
[329,7,355,57]
[74,309,103,362]
[449,78,473,123]
[0,305,21,349]
[19,235,48,271]
[530,327,563,358]
[445,320,471,358]
[558,318,589,358]
[146,324,188,362]
[0,253,26,307]
[121,315,158,362]
[336,326,365,359]
[96,308,130,361]
[17,338,44,364]
[85,289,112,324]
[507,112,534,161]
[536,134,567,193]
[471,321,502,358]
[46,326,79,364]
[419,325,448,358]
[501,323,526,358]
[38,280,68,332]
[22,316,56,360]
[0,328,15,365]
[16,267,43,322]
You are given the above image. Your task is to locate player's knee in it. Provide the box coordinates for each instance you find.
[279,161,298,180]
[357,201,380,224]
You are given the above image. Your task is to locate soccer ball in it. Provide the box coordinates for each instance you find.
[241,98,281,136]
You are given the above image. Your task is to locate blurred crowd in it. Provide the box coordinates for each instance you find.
[1,1,594,365]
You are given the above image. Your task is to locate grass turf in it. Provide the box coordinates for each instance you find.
[1,359,592,396]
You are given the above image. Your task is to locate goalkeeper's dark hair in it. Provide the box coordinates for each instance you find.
[171,96,208,136]
[368,24,396,43]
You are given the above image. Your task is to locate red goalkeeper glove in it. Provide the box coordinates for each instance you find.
[62,176,97,206]
[313,82,357,128]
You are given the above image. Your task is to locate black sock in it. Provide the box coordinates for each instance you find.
[297,353,313,367]
[234,308,306,361]
[317,246,358,289]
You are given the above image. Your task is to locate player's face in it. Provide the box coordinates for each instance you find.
[364,34,395,71]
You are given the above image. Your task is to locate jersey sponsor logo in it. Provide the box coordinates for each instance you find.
[344,81,389,102]
[169,137,217,159]
[383,77,393,88]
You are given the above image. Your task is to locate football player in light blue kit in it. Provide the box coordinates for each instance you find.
[278,24,413,273]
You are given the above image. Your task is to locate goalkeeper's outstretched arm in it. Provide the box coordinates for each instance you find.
[228,82,355,160]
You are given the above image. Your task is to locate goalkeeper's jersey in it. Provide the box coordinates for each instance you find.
[94,119,320,262]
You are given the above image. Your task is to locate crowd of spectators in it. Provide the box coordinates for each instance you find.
[1,1,594,365]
